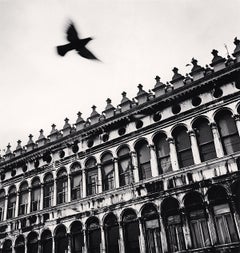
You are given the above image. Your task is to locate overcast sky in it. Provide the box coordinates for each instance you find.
[0,0,240,154]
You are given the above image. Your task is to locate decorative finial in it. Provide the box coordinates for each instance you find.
[155,76,160,82]
[122,91,126,97]
[172,67,179,74]
[138,84,143,90]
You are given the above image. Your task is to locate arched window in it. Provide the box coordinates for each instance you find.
[153,133,172,174]
[207,186,238,244]
[101,153,115,191]
[43,173,54,208]
[7,186,16,219]
[193,118,216,162]
[86,217,101,253]
[55,225,68,253]
[117,146,133,186]
[19,182,28,215]
[0,189,5,221]
[2,239,12,253]
[15,235,25,253]
[70,221,84,253]
[122,209,140,253]
[71,163,82,200]
[142,204,162,253]
[27,232,38,253]
[135,140,152,180]
[31,177,41,212]
[86,158,98,196]
[215,110,240,154]
[41,230,52,253]
[184,192,211,248]
[57,168,68,204]
[172,126,194,168]
[104,213,120,253]
[161,198,185,252]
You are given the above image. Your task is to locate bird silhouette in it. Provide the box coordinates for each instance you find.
[57,22,99,60]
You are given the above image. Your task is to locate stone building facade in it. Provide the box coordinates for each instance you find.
[0,37,240,253]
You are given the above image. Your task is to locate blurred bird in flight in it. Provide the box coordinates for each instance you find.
[57,21,99,60]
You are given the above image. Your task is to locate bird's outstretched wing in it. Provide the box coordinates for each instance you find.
[77,47,99,60]
[66,22,80,42]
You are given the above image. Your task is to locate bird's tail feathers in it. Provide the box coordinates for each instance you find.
[56,44,72,56]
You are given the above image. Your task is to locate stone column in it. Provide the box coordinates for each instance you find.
[15,192,20,217]
[159,217,168,253]
[114,158,120,188]
[206,203,217,245]
[52,237,55,253]
[97,164,102,194]
[53,179,57,206]
[138,219,146,253]
[180,207,191,250]
[40,183,44,210]
[82,169,86,198]
[234,114,240,136]
[4,196,8,220]
[188,130,201,164]
[210,122,224,157]
[27,188,31,214]
[67,175,71,203]
[68,233,72,253]
[118,223,125,253]
[148,144,159,177]
[167,138,179,171]
[131,151,139,182]
[83,228,87,253]
[100,225,106,253]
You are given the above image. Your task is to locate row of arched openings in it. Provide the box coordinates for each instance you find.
[1,109,240,222]
[2,183,240,253]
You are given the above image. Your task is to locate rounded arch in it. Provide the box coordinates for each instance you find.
[133,137,149,150]
[27,231,39,242]
[31,176,41,187]
[84,156,97,168]
[40,229,52,240]
[207,185,229,202]
[56,167,68,178]
[161,197,180,216]
[100,150,114,161]
[183,191,204,209]
[191,116,211,128]
[54,224,68,253]
[141,202,159,217]
[116,144,131,155]
[15,234,25,243]
[121,208,138,222]
[70,161,81,172]
[152,131,168,143]
[70,220,83,233]
[8,185,16,194]
[86,216,100,228]
[213,107,234,120]
[171,124,189,137]
[103,212,118,226]
[54,224,67,237]
[43,172,54,182]
[19,181,29,190]
[170,123,189,136]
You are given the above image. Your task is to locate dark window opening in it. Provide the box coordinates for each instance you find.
[135,141,152,180]
[173,126,194,168]
[118,147,133,186]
